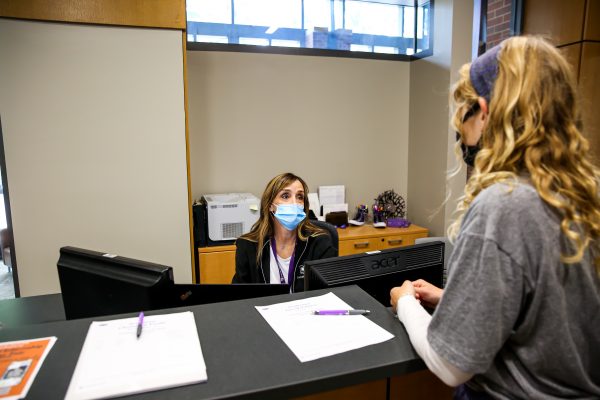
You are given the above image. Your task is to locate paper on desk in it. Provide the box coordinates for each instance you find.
[256,292,394,362]
[65,311,206,400]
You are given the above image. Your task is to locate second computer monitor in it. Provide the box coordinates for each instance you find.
[304,241,444,306]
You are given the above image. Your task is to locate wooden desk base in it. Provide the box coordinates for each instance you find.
[294,370,452,400]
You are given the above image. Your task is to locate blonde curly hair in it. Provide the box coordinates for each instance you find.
[449,36,600,269]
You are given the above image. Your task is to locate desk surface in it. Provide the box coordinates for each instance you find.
[0,293,65,328]
[0,285,423,400]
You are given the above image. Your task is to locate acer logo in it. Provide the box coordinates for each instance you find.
[369,256,401,270]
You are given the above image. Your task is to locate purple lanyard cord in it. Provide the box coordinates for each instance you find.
[270,238,295,285]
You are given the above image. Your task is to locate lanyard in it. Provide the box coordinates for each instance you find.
[270,238,295,285]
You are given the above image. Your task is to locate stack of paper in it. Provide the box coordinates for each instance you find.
[65,311,206,400]
[0,337,56,400]
[256,292,394,362]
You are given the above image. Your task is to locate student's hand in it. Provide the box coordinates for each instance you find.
[390,280,416,312]
[412,279,443,309]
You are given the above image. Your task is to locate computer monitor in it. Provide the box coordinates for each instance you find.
[57,247,291,320]
[57,246,176,320]
[304,241,444,306]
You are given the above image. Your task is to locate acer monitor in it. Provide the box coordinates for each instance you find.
[303,241,444,306]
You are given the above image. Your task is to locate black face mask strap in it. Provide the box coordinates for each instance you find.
[455,132,480,168]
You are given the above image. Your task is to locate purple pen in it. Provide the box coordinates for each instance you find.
[136,312,144,338]
[313,309,370,315]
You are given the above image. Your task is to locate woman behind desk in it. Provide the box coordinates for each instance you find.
[391,36,600,399]
[233,173,335,292]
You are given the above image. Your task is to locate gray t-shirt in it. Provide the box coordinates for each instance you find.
[428,181,600,399]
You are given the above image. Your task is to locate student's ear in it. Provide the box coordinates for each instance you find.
[478,97,489,117]
[478,97,489,126]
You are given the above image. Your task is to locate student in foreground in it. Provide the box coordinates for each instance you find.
[390,36,600,399]
[233,172,335,292]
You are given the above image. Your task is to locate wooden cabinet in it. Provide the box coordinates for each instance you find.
[522,0,586,46]
[521,0,600,161]
[198,224,428,283]
[338,224,429,256]
[198,244,236,284]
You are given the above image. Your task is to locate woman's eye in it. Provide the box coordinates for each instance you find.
[281,193,289,199]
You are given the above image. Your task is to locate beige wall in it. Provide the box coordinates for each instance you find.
[187,51,411,215]
[408,0,473,237]
[0,19,192,295]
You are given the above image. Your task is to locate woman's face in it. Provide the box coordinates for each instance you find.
[272,180,305,210]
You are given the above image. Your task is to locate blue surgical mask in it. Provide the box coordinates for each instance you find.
[272,203,306,231]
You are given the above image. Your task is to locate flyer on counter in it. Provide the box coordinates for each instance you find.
[0,337,57,400]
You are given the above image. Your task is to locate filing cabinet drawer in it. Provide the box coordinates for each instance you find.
[338,238,381,255]
[378,233,428,250]
[337,225,429,256]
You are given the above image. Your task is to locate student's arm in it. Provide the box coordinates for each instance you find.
[396,294,474,386]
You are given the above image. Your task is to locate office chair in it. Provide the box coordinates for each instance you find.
[0,228,12,273]
[415,237,453,287]
[311,220,339,256]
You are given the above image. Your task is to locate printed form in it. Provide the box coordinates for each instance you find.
[65,311,206,400]
[256,292,394,362]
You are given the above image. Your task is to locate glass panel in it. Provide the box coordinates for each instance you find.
[186,0,432,58]
[235,0,301,28]
[239,37,270,46]
[195,35,229,44]
[350,44,372,52]
[271,39,301,48]
[403,6,415,38]
[417,2,430,51]
[345,1,401,36]
[374,46,399,54]
[187,0,231,23]
[304,0,331,30]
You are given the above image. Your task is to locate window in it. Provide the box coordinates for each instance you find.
[187,0,433,60]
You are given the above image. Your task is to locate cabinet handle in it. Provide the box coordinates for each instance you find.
[354,242,370,249]
[387,239,403,246]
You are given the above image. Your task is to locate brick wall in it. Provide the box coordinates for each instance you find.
[487,0,512,48]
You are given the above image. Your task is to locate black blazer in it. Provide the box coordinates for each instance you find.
[232,233,336,292]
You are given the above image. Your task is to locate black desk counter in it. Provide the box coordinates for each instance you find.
[0,293,65,328]
[0,285,425,400]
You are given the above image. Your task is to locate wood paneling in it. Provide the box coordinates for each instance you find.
[0,0,186,29]
[584,0,600,40]
[293,379,387,400]
[580,42,600,162]
[522,0,586,46]
[183,32,195,283]
[560,43,582,81]
[390,370,453,399]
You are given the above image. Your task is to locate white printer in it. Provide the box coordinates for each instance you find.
[202,193,260,241]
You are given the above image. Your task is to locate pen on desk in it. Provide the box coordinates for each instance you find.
[136,312,144,339]
[313,309,370,315]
